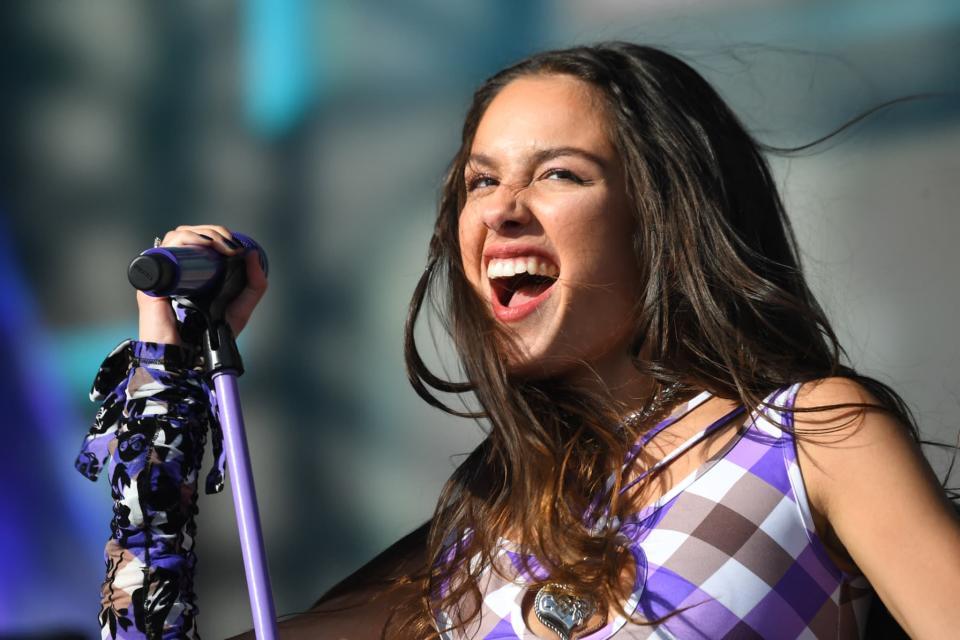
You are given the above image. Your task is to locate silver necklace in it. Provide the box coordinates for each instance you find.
[623,381,684,429]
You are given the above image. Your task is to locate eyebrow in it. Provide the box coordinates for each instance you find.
[466,146,608,171]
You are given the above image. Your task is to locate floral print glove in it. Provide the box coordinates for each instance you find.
[77,301,225,639]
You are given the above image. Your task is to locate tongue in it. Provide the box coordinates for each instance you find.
[508,281,553,308]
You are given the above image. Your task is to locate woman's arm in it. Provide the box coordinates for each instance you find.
[79,225,262,637]
[77,338,224,639]
[794,377,960,639]
[226,521,430,640]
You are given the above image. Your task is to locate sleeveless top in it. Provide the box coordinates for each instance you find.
[434,384,873,639]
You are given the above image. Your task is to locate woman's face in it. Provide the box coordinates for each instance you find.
[458,74,642,385]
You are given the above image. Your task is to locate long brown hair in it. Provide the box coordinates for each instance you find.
[388,42,942,637]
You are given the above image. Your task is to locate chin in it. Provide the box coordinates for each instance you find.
[501,344,585,383]
[503,358,557,382]
[496,317,606,386]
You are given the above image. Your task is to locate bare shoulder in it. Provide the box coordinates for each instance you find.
[792,375,903,438]
[791,376,960,637]
[793,375,879,409]
[790,376,923,516]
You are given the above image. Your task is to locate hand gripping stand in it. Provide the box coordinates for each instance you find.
[177,252,279,640]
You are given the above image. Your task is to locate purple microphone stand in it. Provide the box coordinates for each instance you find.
[203,330,278,639]
[203,322,277,640]
[175,248,279,639]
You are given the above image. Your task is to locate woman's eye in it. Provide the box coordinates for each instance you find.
[466,175,498,192]
[542,168,584,183]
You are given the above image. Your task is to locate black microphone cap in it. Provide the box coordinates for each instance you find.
[128,253,177,294]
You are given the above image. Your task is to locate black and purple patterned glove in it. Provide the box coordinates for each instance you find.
[77,301,225,639]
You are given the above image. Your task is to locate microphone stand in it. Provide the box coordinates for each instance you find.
[179,254,278,640]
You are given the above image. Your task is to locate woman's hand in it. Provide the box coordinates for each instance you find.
[137,224,268,345]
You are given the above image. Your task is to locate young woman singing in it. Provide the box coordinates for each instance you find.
[80,42,960,639]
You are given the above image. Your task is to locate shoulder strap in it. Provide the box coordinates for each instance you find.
[619,402,746,495]
[624,389,713,461]
[641,390,712,442]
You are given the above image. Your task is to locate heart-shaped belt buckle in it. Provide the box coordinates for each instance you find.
[534,583,597,640]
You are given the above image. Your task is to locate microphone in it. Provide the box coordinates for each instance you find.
[127,232,268,298]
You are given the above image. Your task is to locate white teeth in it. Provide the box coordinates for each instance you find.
[486,256,559,280]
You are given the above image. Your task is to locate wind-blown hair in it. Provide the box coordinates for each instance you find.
[392,42,930,638]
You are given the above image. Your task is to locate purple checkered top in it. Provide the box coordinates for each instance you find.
[435,384,873,639]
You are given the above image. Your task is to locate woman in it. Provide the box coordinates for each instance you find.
[81,42,960,639]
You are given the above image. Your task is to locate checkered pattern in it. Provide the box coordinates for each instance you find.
[435,384,873,639]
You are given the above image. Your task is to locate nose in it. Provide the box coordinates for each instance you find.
[480,184,532,233]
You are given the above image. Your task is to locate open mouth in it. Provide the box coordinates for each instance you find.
[487,256,559,320]
[492,272,557,307]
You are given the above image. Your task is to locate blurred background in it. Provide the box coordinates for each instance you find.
[1,0,958,637]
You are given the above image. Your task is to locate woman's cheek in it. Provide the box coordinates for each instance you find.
[457,227,483,286]
[546,188,607,221]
